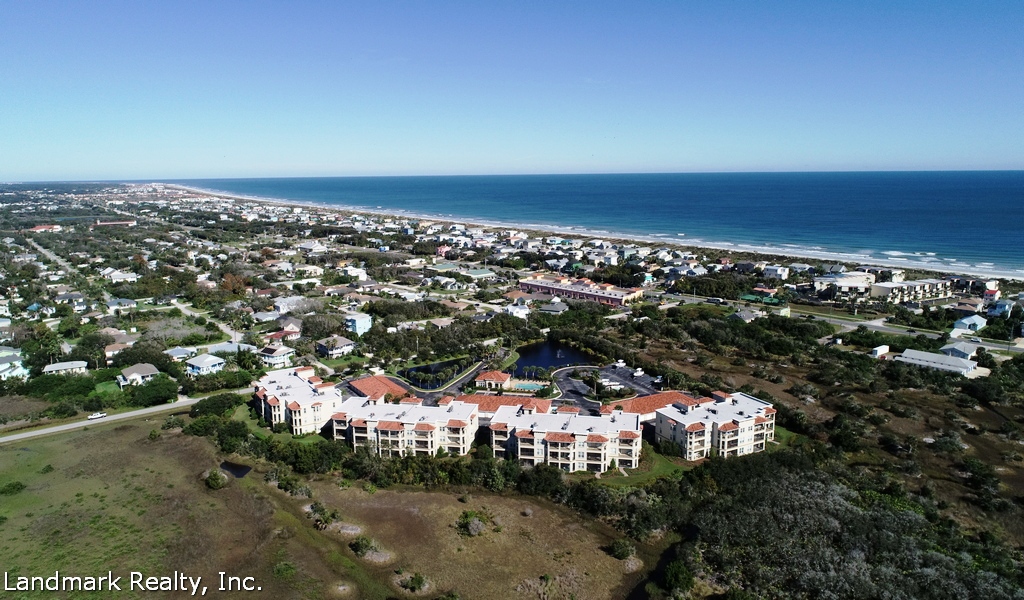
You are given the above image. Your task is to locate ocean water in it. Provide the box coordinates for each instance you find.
[169,172,1024,277]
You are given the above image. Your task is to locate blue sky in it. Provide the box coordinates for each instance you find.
[1,1,1022,180]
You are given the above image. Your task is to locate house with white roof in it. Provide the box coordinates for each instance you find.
[258,345,295,368]
[42,361,88,376]
[953,315,987,333]
[185,354,226,377]
[655,391,776,461]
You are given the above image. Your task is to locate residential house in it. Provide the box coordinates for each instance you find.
[315,335,356,359]
[42,360,88,376]
[655,391,776,461]
[953,315,987,333]
[185,354,226,377]
[106,298,138,315]
[116,363,160,389]
[344,313,374,336]
[163,346,197,362]
[258,345,296,368]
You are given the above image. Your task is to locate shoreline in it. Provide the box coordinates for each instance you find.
[162,183,1023,281]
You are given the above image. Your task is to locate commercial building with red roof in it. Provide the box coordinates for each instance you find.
[654,391,775,461]
[349,375,411,402]
[474,370,513,390]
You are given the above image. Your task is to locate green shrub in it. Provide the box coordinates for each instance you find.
[205,470,227,490]
[609,538,636,560]
[0,481,27,496]
[349,535,377,557]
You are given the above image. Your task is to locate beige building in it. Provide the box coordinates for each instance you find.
[655,391,776,461]
[489,406,642,473]
[332,397,479,457]
[518,273,644,306]
[255,366,346,435]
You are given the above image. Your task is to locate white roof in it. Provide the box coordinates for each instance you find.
[335,396,477,426]
[42,360,88,372]
[896,349,976,373]
[186,354,226,368]
[257,367,344,411]
[491,405,641,436]
[655,392,774,430]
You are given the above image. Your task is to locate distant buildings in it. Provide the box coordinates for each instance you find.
[518,274,643,306]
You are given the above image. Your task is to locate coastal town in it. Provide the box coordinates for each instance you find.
[2,182,1023,598]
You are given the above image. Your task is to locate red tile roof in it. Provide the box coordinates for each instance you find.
[619,430,641,439]
[598,391,708,415]
[685,422,705,432]
[265,397,278,406]
[287,401,300,410]
[718,422,739,432]
[332,412,346,419]
[350,375,410,401]
[475,370,512,383]
[377,420,404,431]
[557,406,581,413]
[586,434,609,443]
[447,419,468,428]
[515,429,534,438]
[545,432,576,443]
[490,422,508,431]
[755,416,770,424]
[436,395,456,405]
[350,419,367,427]
[413,423,436,431]
[454,394,552,414]
[763,407,777,415]
[399,397,424,405]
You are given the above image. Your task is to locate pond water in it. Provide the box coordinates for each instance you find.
[400,357,472,389]
[514,341,593,377]
[220,461,252,478]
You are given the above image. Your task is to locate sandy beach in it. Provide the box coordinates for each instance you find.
[164,184,1023,280]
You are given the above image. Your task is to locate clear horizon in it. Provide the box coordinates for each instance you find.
[2,1,1023,180]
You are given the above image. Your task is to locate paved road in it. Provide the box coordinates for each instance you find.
[0,397,202,445]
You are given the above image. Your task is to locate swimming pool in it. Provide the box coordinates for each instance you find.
[514,382,545,391]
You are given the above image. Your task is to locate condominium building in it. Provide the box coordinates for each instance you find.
[654,391,776,461]
[870,278,952,304]
[518,273,644,306]
[813,272,876,301]
[255,366,346,435]
[331,397,479,457]
[489,406,642,473]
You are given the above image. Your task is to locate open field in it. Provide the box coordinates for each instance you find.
[309,483,651,599]
[0,419,396,599]
[0,413,656,599]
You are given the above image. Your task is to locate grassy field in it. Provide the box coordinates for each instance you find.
[598,450,687,487]
[0,413,657,599]
[310,484,648,599]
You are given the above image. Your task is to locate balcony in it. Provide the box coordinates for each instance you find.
[586,453,602,462]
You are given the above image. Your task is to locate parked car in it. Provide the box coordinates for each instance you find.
[87,412,107,420]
